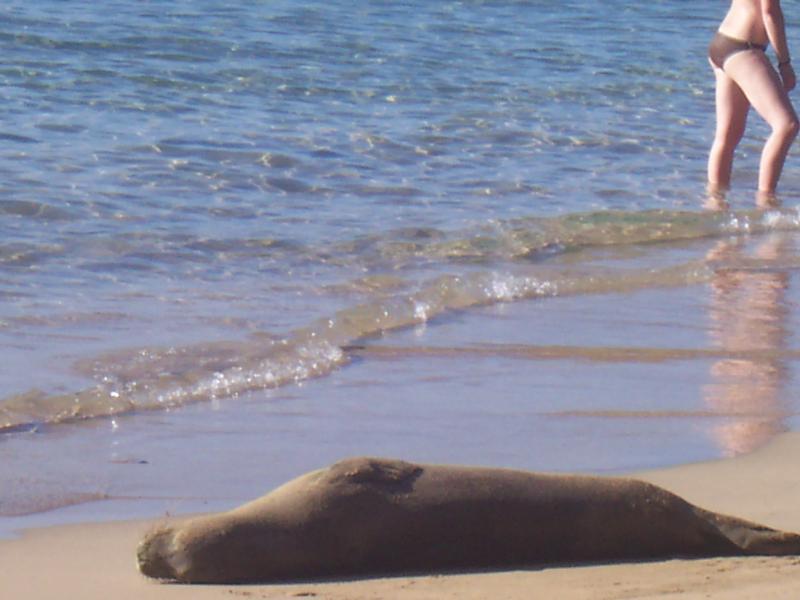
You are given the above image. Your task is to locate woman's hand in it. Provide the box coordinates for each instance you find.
[779,61,796,91]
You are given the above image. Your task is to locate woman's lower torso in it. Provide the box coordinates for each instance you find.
[718,0,769,46]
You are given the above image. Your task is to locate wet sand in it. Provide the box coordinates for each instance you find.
[3,431,800,599]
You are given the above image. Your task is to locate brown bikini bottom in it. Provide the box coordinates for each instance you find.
[708,31,767,70]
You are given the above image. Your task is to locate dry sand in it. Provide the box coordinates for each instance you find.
[3,433,800,600]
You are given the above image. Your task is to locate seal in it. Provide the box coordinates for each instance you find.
[137,457,800,583]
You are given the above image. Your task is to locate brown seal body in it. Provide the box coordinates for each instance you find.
[137,457,800,583]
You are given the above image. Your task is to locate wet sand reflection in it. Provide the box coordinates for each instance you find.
[704,233,792,456]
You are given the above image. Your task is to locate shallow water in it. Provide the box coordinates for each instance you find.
[2,1,800,524]
[3,229,800,533]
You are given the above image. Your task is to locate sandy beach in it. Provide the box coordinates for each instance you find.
[3,432,800,600]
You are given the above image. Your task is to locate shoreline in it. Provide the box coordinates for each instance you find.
[3,432,800,599]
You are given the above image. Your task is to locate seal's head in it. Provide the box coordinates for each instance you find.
[137,526,189,581]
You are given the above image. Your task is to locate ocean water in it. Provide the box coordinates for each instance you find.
[2,1,800,525]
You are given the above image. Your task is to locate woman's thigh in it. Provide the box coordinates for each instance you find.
[724,51,797,127]
[713,63,749,141]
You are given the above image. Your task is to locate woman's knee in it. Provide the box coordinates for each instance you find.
[714,127,745,152]
[773,114,800,141]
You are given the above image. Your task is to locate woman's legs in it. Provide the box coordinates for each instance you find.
[723,51,799,196]
[708,63,750,195]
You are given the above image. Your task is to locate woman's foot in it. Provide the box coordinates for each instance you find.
[756,190,782,208]
[704,183,730,211]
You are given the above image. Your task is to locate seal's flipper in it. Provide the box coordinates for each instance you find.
[327,457,423,488]
[696,508,800,555]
